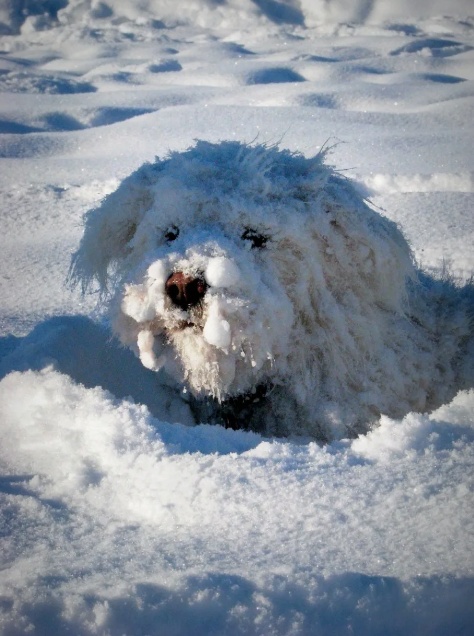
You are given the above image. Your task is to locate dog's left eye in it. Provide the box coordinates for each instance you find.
[164,225,179,243]
[242,228,268,249]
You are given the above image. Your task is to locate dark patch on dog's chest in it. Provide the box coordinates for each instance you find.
[188,384,272,434]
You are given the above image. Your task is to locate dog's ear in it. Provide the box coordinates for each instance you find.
[69,166,155,295]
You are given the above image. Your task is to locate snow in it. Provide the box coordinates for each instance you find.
[203,299,232,350]
[1,1,474,634]
[205,257,241,289]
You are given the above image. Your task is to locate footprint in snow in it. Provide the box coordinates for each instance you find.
[391,38,473,57]
[246,67,305,85]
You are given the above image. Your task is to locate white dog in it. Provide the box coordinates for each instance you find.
[70,141,473,440]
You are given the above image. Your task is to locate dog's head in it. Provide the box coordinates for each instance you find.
[71,141,415,430]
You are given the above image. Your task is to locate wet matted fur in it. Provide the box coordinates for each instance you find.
[70,141,474,440]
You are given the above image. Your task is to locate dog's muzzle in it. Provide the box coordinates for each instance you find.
[165,272,208,310]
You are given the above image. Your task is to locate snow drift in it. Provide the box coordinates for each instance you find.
[1,367,474,634]
[1,0,473,35]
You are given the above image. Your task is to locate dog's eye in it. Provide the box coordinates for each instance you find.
[164,225,179,243]
[242,228,268,249]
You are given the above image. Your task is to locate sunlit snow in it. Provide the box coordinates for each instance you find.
[1,1,473,634]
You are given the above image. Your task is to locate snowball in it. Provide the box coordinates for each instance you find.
[137,329,155,352]
[203,302,232,349]
[205,257,240,288]
[121,289,155,323]
[137,329,166,371]
[147,260,167,285]
[147,279,166,313]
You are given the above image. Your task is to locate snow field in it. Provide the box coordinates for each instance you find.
[1,0,474,633]
[1,368,474,634]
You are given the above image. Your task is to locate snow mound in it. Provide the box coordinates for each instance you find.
[2,0,473,35]
[1,367,473,634]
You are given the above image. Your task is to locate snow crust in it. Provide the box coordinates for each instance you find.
[1,0,474,633]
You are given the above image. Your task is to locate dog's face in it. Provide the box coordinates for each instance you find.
[112,202,296,400]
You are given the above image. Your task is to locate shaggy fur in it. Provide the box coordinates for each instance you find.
[70,141,474,440]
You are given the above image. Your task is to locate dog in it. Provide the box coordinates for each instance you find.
[70,140,474,440]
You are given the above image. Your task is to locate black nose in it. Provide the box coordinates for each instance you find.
[165,272,207,310]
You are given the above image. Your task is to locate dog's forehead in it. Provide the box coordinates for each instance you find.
[142,142,331,225]
[143,185,292,233]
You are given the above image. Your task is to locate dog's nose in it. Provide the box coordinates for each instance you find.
[165,272,207,310]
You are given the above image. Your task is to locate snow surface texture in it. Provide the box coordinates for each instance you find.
[1,0,474,634]
[71,140,474,440]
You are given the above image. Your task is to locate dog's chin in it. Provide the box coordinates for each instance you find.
[163,323,271,402]
[170,320,199,332]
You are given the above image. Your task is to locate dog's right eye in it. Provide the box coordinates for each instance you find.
[164,225,179,243]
